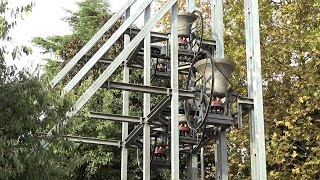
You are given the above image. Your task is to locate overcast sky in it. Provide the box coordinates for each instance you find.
[6,0,128,71]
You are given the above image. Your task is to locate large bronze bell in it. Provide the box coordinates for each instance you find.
[177,12,197,37]
[194,58,236,97]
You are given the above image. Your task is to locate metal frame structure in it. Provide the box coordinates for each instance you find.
[50,0,267,179]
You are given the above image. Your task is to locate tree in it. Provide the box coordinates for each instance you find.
[0,1,74,179]
[155,0,320,179]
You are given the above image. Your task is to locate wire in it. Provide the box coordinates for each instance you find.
[191,10,204,54]
[136,149,143,172]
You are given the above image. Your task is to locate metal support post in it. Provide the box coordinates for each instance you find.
[244,0,267,179]
[212,0,228,179]
[187,153,198,180]
[187,0,196,12]
[121,6,130,180]
[200,148,205,180]
[211,0,224,59]
[143,5,151,180]
[170,2,179,180]
[215,130,228,180]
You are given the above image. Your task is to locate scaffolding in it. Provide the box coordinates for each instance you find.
[50,0,267,179]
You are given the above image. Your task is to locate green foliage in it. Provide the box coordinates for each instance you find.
[156,0,320,179]
[33,0,148,179]
[223,0,320,179]
[0,70,74,179]
[0,1,76,179]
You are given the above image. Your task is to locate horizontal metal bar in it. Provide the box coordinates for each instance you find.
[178,63,191,71]
[90,112,141,124]
[63,135,122,147]
[127,28,168,42]
[50,0,137,87]
[127,28,216,47]
[152,159,170,166]
[238,96,254,106]
[83,56,143,69]
[206,113,234,126]
[103,81,195,98]
[125,124,143,145]
[179,136,198,145]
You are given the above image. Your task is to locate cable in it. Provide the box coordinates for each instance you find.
[136,149,143,172]
[191,10,204,55]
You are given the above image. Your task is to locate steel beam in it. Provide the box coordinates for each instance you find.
[212,0,224,58]
[64,135,122,147]
[244,0,267,179]
[237,97,254,129]
[145,96,171,123]
[125,124,144,145]
[215,130,228,180]
[212,0,228,179]
[125,41,144,65]
[103,81,195,99]
[170,2,179,180]
[123,97,171,147]
[187,152,198,180]
[90,112,140,124]
[81,56,143,69]
[50,0,137,87]
[67,0,179,117]
[201,148,205,180]
[126,28,168,42]
[126,28,216,46]
[187,0,196,12]
[206,113,234,127]
[143,5,151,180]
[63,0,155,93]
[121,6,131,179]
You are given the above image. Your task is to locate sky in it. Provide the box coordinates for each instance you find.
[5,0,128,71]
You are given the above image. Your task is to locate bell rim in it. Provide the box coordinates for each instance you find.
[195,58,236,71]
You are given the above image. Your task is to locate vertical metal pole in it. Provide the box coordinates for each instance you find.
[212,0,228,179]
[215,130,228,180]
[187,153,198,180]
[121,6,130,180]
[170,2,179,180]
[187,0,196,12]
[187,2,199,179]
[212,0,224,59]
[143,5,151,180]
[244,0,267,179]
[200,148,205,180]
